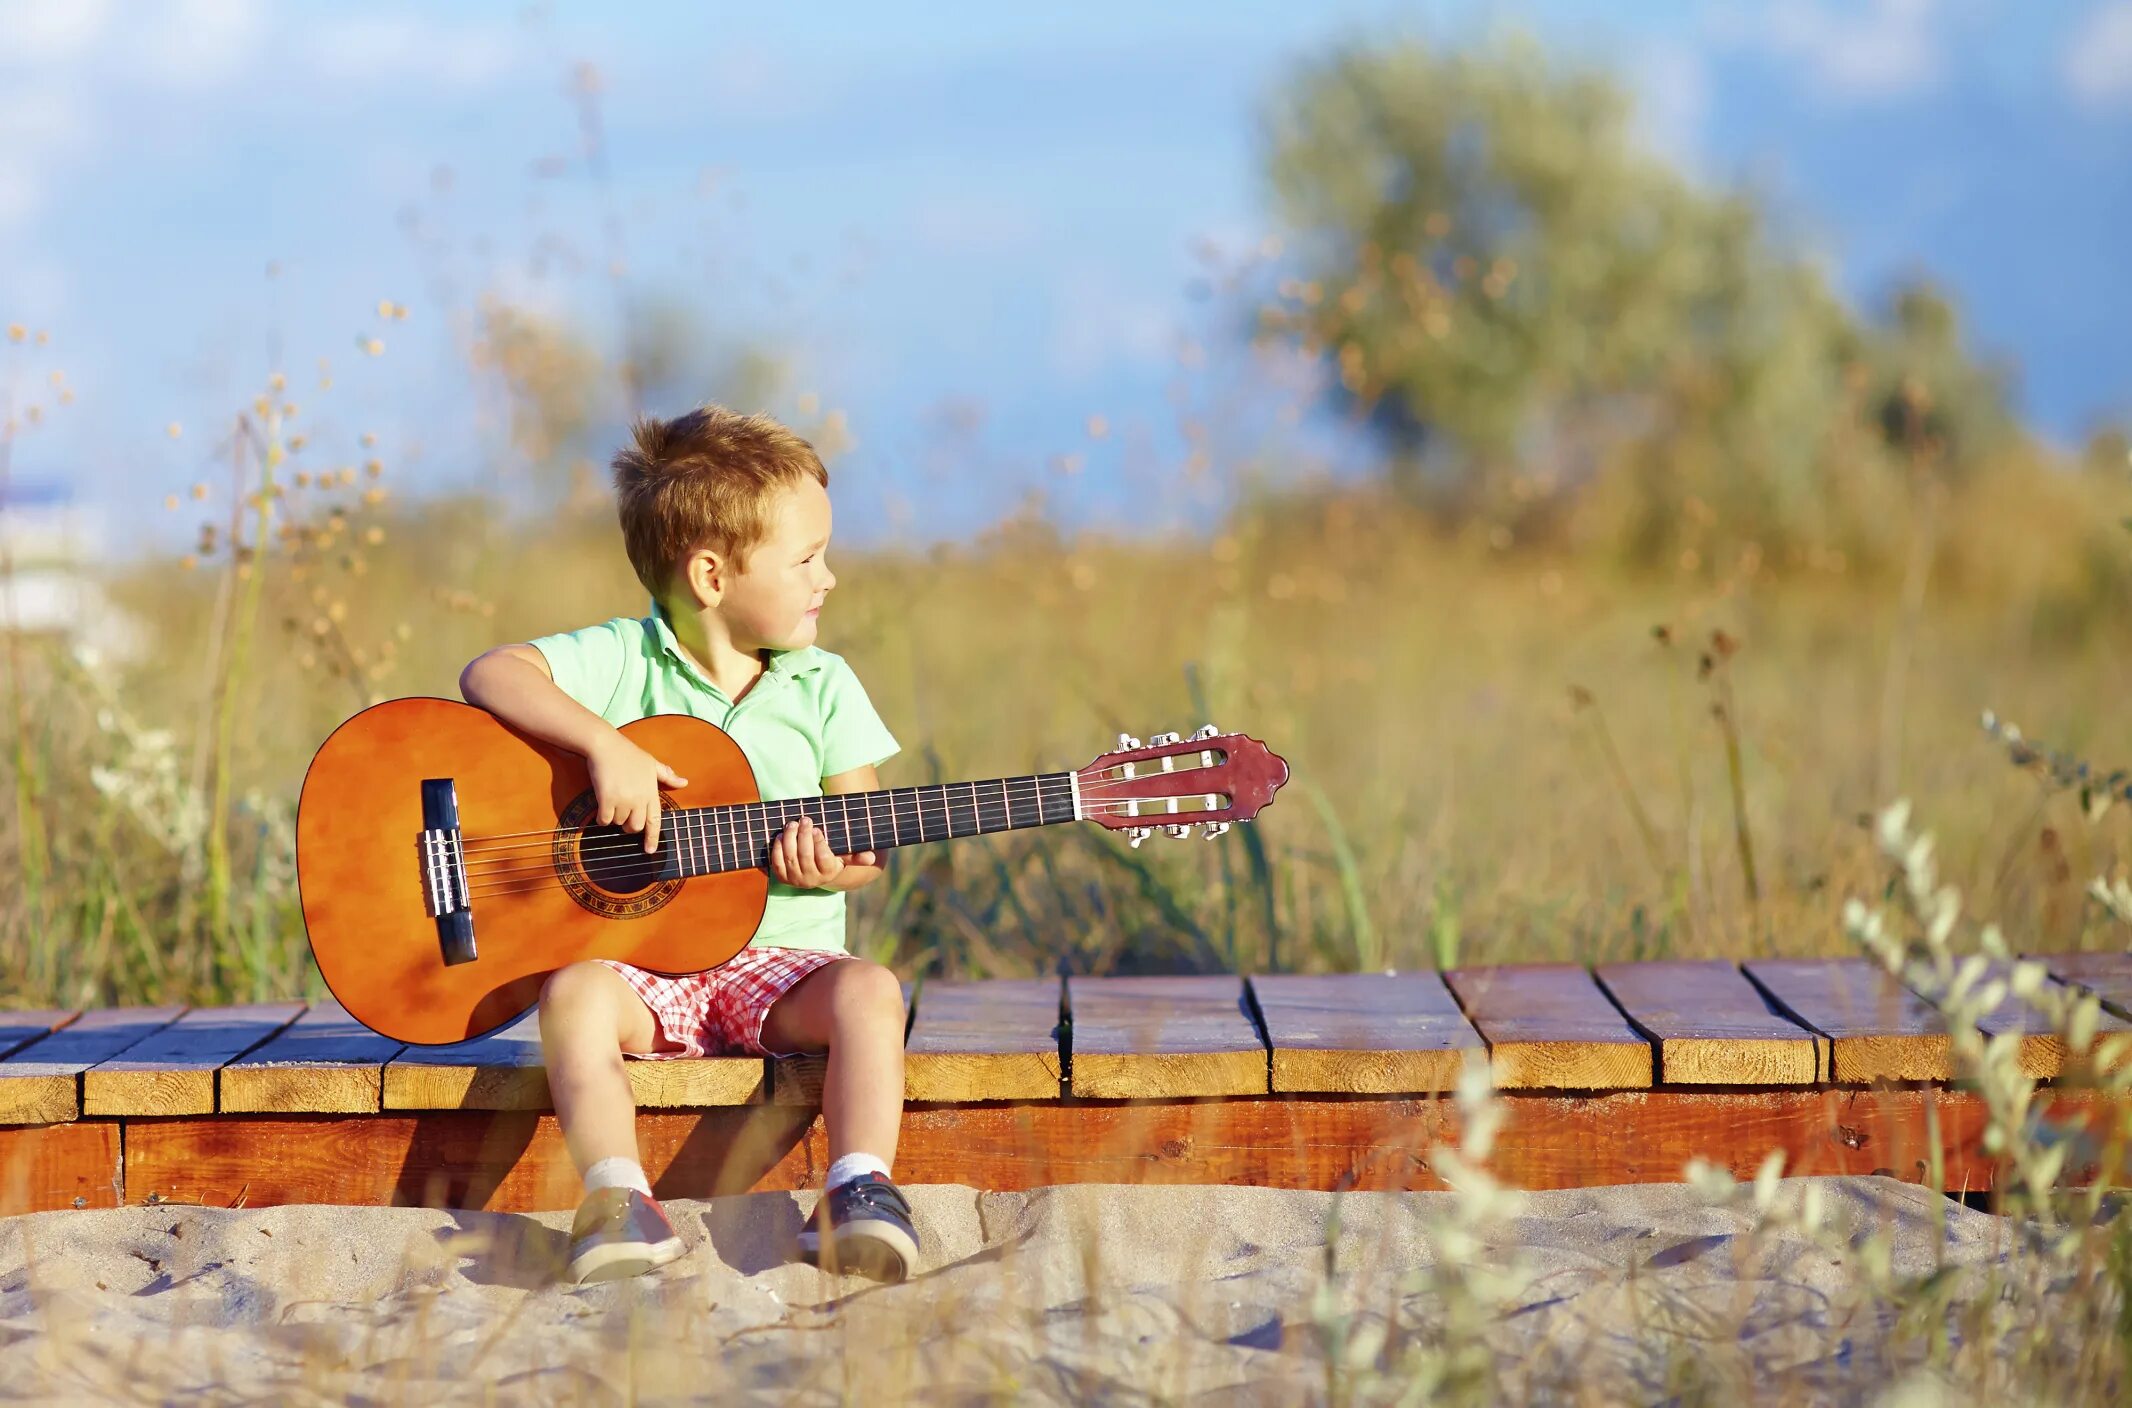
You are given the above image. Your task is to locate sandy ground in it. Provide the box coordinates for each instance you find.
[0,1177,2010,1404]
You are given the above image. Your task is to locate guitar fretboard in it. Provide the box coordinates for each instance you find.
[650,773,1080,878]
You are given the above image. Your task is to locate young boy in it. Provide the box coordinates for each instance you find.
[459,406,918,1286]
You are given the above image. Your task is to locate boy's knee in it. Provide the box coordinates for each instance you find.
[835,960,906,1024]
[540,960,617,1018]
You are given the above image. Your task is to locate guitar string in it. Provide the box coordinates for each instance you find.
[446,766,1218,860]
[452,788,1228,888]
[452,791,1220,890]
[446,768,1224,867]
[450,775,1094,868]
[453,795,1229,902]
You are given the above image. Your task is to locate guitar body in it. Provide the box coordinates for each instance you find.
[297,698,768,1046]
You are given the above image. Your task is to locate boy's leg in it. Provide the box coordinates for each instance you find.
[760,957,918,1281]
[540,961,685,1283]
[758,957,907,1166]
[538,961,660,1183]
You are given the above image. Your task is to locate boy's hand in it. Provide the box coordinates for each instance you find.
[586,733,688,854]
[770,816,878,889]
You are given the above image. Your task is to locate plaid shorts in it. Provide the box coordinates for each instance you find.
[597,946,853,1059]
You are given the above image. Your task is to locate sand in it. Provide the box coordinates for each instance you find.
[0,1178,2013,1404]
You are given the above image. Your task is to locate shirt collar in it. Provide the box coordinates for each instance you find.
[647,598,827,686]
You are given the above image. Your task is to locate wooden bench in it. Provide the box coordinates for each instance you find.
[3,956,2128,1215]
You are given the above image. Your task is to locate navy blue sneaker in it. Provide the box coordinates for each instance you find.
[797,1173,920,1282]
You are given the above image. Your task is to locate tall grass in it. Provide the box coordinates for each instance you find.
[5,430,2132,1003]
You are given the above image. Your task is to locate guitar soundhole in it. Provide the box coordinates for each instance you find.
[577,826,669,894]
[552,792,682,919]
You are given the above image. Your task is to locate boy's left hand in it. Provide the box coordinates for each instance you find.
[770,816,878,889]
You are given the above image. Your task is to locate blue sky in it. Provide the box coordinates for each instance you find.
[3,0,2129,544]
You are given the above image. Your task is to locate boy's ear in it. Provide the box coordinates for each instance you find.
[681,548,725,608]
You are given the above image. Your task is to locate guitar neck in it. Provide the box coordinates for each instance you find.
[662,773,1080,878]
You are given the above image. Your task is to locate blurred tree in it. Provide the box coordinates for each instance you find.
[1259,37,2019,569]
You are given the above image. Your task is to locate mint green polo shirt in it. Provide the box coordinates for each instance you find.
[529,604,900,953]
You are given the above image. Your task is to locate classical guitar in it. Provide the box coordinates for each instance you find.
[295,698,1290,1044]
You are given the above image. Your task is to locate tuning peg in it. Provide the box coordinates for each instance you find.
[1150,731,1182,747]
[1126,825,1154,848]
[1189,723,1219,741]
[1163,823,1191,839]
[1118,733,1143,751]
[1201,821,1231,839]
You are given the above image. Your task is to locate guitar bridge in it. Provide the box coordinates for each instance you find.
[418,778,477,965]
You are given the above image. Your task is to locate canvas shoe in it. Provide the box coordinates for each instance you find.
[797,1173,920,1282]
[565,1186,686,1284]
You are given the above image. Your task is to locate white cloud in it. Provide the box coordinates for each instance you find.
[1632,41,1712,169]
[2067,2,2132,108]
[0,0,114,67]
[1050,268,1174,379]
[305,15,526,88]
[125,0,267,90]
[907,196,1040,255]
[1737,0,1946,101]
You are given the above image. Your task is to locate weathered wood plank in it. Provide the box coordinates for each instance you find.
[1746,959,1951,1083]
[219,1000,403,1114]
[1249,972,1483,1094]
[384,1010,765,1110]
[1595,961,1824,1085]
[1961,958,2132,1078]
[123,1108,814,1211]
[83,1003,306,1116]
[0,1006,186,1125]
[103,1086,2125,1209]
[904,979,1063,1102]
[0,1010,78,1061]
[0,1120,123,1213]
[2032,952,2132,1021]
[1443,965,1652,1090]
[1065,976,1267,1098]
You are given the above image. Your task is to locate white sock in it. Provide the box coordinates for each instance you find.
[584,1156,652,1197]
[824,1152,891,1192]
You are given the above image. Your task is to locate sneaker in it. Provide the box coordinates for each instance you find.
[565,1187,686,1284]
[797,1173,920,1283]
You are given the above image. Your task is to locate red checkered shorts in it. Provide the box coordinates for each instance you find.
[597,946,853,1059]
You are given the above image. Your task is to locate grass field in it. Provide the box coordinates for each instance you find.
[5,409,2130,1007]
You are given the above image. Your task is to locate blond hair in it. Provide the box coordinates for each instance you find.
[611,405,829,597]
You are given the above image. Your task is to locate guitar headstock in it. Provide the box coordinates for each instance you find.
[1076,724,1290,846]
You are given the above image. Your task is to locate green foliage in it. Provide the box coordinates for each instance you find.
[1259,37,2018,569]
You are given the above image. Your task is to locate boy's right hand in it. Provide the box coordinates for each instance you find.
[586,733,689,854]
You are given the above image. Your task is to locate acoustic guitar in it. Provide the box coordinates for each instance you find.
[295,697,1291,1044]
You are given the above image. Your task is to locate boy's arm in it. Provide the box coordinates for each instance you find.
[459,644,686,853]
[459,645,615,759]
[820,764,886,890]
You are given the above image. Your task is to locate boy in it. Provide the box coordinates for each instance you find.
[459,406,918,1286]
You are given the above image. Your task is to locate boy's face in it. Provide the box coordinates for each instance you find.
[703,477,836,652]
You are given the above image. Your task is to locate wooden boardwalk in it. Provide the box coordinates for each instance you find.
[3,955,2130,1215]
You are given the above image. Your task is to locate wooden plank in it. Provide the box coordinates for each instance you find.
[124,1107,814,1212]
[0,1120,123,1213]
[1595,961,1824,1085]
[2032,952,2132,1020]
[83,1003,305,1116]
[0,1006,186,1125]
[903,979,1063,1101]
[1443,965,1652,1090]
[384,1010,765,1110]
[1966,957,2132,1078]
[1746,959,1951,1083]
[1249,972,1483,1094]
[219,1000,403,1114]
[102,1086,2129,1209]
[1065,976,1267,1098]
[0,1010,78,1061]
